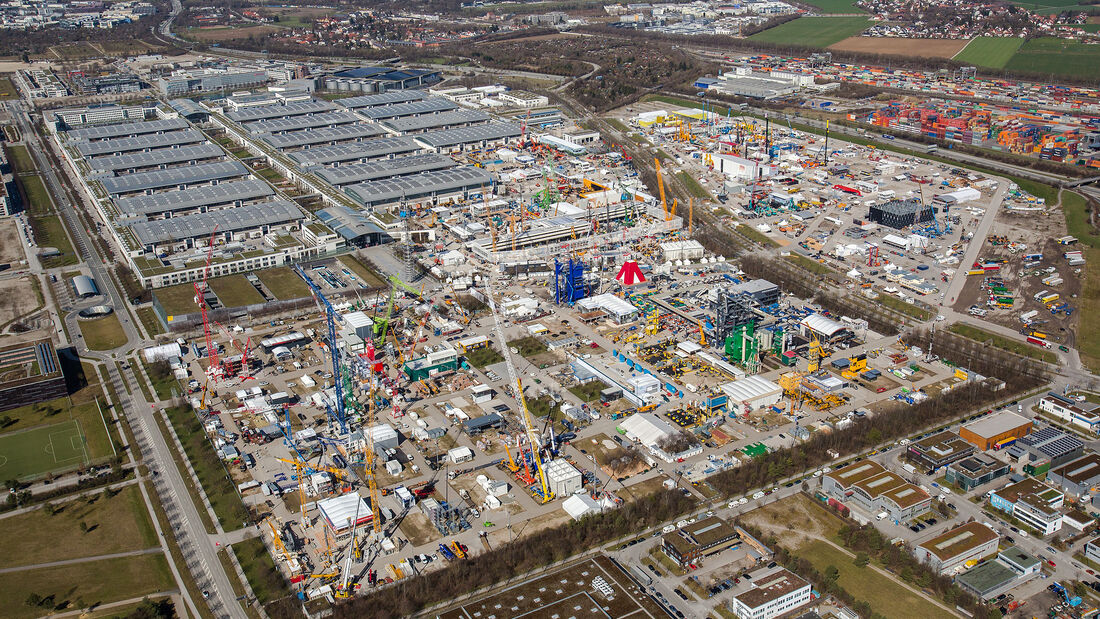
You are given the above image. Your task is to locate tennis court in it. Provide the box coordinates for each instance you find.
[0,419,90,480]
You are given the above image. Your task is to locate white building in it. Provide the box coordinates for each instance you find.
[719,376,783,410]
[628,374,662,402]
[545,458,582,496]
[660,240,705,261]
[317,493,372,543]
[498,90,549,108]
[731,569,812,619]
[448,446,474,464]
[712,153,777,181]
[618,412,675,449]
[563,493,603,520]
[577,293,639,323]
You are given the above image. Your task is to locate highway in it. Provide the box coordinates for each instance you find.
[9,101,246,619]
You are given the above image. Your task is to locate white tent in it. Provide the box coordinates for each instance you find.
[618,413,675,449]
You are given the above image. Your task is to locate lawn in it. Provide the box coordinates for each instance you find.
[0,485,156,568]
[785,253,835,276]
[80,313,128,351]
[143,359,180,401]
[948,322,1057,363]
[736,224,779,248]
[152,282,201,318]
[569,380,606,402]
[136,306,164,336]
[339,254,388,288]
[508,336,549,358]
[1004,37,1100,80]
[208,274,265,308]
[1078,247,1100,373]
[29,215,77,268]
[4,144,35,174]
[232,537,292,605]
[1063,191,1099,249]
[749,17,871,47]
[256,266,311,300]
[873,293,933,320]
[796,539,955,619]
[0,553,173,619]
[798,0,864,12]
[676,171,711,201]
[952,37,1024,69]
[465,346,504,368]
[163,405,249,531]
[0,76,18,100]
[0,390,113,481]
[1008,0,1099,14]
[1016,178,1059,205]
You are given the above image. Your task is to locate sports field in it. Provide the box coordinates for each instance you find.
[1004,37,1100,80]
[0,419,89,479]
[749,17,871,48]
[953,37,1025,68]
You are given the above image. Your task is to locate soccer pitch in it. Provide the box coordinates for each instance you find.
[0,419,90,480]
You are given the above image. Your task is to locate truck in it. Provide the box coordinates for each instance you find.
[1026,336,1050,349]
[438,543,456,561]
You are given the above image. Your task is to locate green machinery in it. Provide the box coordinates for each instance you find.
[724,321,759,374]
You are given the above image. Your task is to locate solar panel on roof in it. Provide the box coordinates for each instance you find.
[129,200,302,245]
[314,153,454,186]
[362,98,458,120]
[416,122,521,148]
[113,179,275,216]
[344,167,492,206]
[286,137,421,165]
[226,100,337,122]
[75,129,206,157]
[336,90,426,109]
[382,109,489,133]
[101,160,249,195]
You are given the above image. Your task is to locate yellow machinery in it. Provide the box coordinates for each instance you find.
[841,354,867,380]
[265,518,295,565]
[646,309,659,335]
[806,333,829,374]
[779,371,842,411]
[653,158,675,222]
[696,317,707,347]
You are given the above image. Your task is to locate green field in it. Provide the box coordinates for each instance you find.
[749,17,871,47]
[80,314,128,351]
[231,537,292,605]
[676,171,711,201]
[163,405,249,530]
[465,346,504,368]
[796,539,955,619]
[798,0,864,12]
[0,420,89,480]
[153,282,200,318]
[4,144,35,173]
[0,554,172,619]
[0,485,156,568]
[1008,0,1098,14]
[256,266,311,300]
[339,254,388,288]
[1005,37,1100,80]
[136,306,164,336]
[208,274,265,308]
[953,37,1024,69]
[0,76,17,100]
[949,322,1057,363]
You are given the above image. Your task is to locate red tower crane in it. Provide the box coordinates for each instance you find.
[194,226,221,388]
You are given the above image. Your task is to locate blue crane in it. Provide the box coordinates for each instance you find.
[294,265,347,434]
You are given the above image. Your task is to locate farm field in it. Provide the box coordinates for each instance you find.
[1004,37,1100,80]
[749,17,871,47]
[829,37,969,59]
[799,0,864,12]
[952,37,1025,68]
[185,25,278,41]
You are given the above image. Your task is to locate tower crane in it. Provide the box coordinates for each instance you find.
[195,226,221,409]
[482,277,553,503]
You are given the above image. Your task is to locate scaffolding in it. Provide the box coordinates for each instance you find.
[713,291,757,347]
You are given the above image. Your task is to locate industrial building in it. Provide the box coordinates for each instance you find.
[955,546,1041,600]
[313,154,454,187]
[821,460,931,521]
[1039,394,1100,435]
[726,278,780,307]
[243,111,361,135]
[225,100,338,123]
[730,568,813,619]
[335,90,427,110]
[66,118,189,142]
[74,129,206,157]
[157,69,269,96]
[344,167,493,210]
[88,143,226,175]
[0,339,67,413]
[413,122,522,154]
[904,430,976,471]
[544,458,582,496]
[1046,454,1100,498]
[661,516,740,566]
[914,522,999,574]
[1007,425,1083,472]
[100,160,250,197]
[618,412,676,451]
[958,411,1033,451]
[114,179,275,219]
[265,124,391,151]
[128,200,303,252]
[403,348,459,381]
[317,493,372,546]
[382,109,489,134]
[943,454,1010,491]
[323,66,441,91]
[718,376,782,411]
[285,137,422,166]
[866,198,935,229]
[315,205,388,247]
[52,102,151,127]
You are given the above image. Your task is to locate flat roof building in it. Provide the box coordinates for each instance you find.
[959,411,1033,451]
[101,160,250,197]
[1010,425,1084,468]
[314,153,454,187]
[544,458,582,497]
[381,109,489,134]
[914,521,999,574]
[990,478,1065,536]
[286,137,422,166]
[129,200,301,250]
[225,100,338,123]
[66,117,189,142]
[0,338,67,413]
[905,430,976,471]
[344,167,492,210]
[662,516,740,567]
[243,111,360,135]
[731,568,812,619]
[1039,394,1100,436]
[414,122,522,153]
[1048,454,1100,498]
[867,198,935,229]
[943,454,1011,491]
[461,413,503,435]
[113,178,274,220]
[336,90,427,110]
[74,129,206,157]
[88,143,225,175]
[822,459,931,522]
[263,124,390,151]
[360,98,458,121]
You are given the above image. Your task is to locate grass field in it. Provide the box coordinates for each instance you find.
[1004,37,1100,80]
[0,485,156,568]
[29,215,77,268]
[785,253,835,276]
[796,539,955,619]
[736,224,779,248]
[749,17,871,47]
[1063,191,1100,372]
[0,420,89,480]
[231,537,291,605]
[952,37,1025,68]
[208,274,265,308]
[0,553,172,619]
[874,293,933,320]
[256,266,311,300]
[949,322,1057,363]
[153,282,200,318]
[5,144,34,174]
[0,76,17,100]
[1008,0,1098,14]
[508,336,549,358]
[799,0,864,12]
[136,306,164,336]
[465,346,504,368]
[80,313,128,351]
[338,254,388,288]
[569,380,605,402]
[676,170,711,201]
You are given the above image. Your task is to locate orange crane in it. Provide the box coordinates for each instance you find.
[653,158,674,222]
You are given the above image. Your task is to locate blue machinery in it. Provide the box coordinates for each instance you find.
[554,258,591,305]
[294,265,348,434]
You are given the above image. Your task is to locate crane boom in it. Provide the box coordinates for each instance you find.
[654,158,669,222]
[483,278,552,502]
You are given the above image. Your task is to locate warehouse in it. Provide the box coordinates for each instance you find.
[799,313,853,343]
[71,275,99,298]
[544,458,582,497]
[225,100,338,123]
[414,122,522,154]
[101,160,251,197]
[718,376,782,411]
[243,111,361,135]
[1009,425,1083,469]
[822,460,931,521]
[336,90,427,110]
[381,109,490,135]
[867,198,935,229]
[74,129,206,157]
[727,278,780,307]
[904,430,975,471]
[325,67,440,91]
[914,522,999,574]
[959,411,1033,451]
[660,240,705,261]
[344,167,493,210]
[314,154,454,187]
[662,516,740,566]
[264,124,391,151]
[361,98,458,121]
[710,74,799,99]
[618,412,676,450]
[114,178,275,219]
[1047,454,1100,498]
[88,143,225,175]
[286,137,422,166]
[315,205,388,247]
[66,117,189,142]
[129,200,302,251]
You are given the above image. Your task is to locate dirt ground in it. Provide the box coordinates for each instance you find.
[739,493,844,548]
[187,25,278,41]
[398,512,442,547]
[829,37,971,59]
[0,219,24,265]
[0,277,40,327]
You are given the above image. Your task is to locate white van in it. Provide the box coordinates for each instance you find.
[752,491,765,500]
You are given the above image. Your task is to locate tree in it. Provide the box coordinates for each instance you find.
[43,503,55,516]
[900,566,914,582]
[79,520,88,533]
[825,565,840,582]
[853,552,869,567]
[25,593,41,607]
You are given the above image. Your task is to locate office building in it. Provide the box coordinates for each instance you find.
[943,454,1010,491]
[914,522,999,574]
[730,568,812,619]
[905,430,976,471]
[662,516,741,567]
[821,460,931,521]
